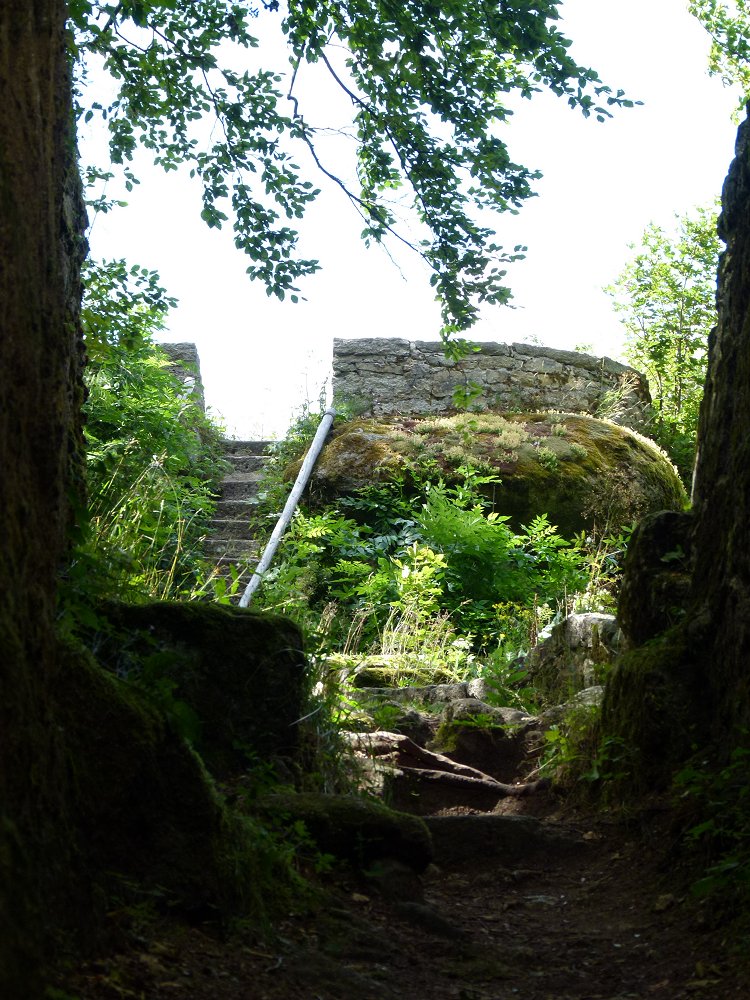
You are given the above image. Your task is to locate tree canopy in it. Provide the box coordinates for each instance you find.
[70,0,633,341]
[689,1,750,100]
[607,205,720,482]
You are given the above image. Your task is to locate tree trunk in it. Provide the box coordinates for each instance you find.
[0,1,86,992]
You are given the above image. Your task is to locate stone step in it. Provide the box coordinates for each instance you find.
[223,453,270,474]
[204,538,262,560]
[208,517,257,539]
[222,439,274,456]
[219,477,265,501]
[213,498,260,519]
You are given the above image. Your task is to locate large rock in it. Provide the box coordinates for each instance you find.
[89,601,307,777]
[617,510,693,647]
[602,112,750,782]
[255,791,433,872]
[303,412,687,536]
[686,110,750,738]
[524,612,622,701]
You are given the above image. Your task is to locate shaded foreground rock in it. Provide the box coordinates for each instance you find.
[601,112,750,785]
[50,642,286,925]
[88,601,306,777]
[255,791,433,872]
[618,509,693,646]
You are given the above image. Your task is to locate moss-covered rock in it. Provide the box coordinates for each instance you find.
[433,700,537,783]
[90,601,307,777]
[3,607,307,993]
[304,412,687,535]
[54,643,232,911]
[600,627,709,791]
[618,510,694,646]
[0,635,300,994]
[327,652,458,689]
[255,791,433,872]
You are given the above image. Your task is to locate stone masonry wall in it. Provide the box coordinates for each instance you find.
[332,338,650,428]
[160,341,205,411]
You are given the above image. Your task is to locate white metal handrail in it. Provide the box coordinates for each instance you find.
[238,407,336,608]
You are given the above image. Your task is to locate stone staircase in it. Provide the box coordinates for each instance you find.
[205,439,273,582]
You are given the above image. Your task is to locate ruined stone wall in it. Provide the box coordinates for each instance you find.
[161,341,205,411]
[332,338,650,428]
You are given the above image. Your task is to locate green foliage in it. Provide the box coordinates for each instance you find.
[71,0,634,334]
[491,600,554,654]
[607,205,720,482]
[80,339,225,600]
[675,741,750,907]
[538,702,604,786]
[81,257,177,355]
[417,487,587,636]
[689,0,750,104]
[571,523,634,613]
[68,259,227,605]
[249,405,636,760]
[536,445,559,471]
[255,426,592,657]
[471,646,539,712]
[452,379,484,410]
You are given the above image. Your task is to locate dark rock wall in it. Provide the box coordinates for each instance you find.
[690,112,750,737]
[603,113,750,783]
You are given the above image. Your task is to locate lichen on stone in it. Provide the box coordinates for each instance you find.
[308,411,688,536]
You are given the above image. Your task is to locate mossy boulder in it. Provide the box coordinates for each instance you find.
[50,641,291,928]
[305,412,687,536]
[89,601,307,778]
[255,791,433,872]
[600,626,709,791]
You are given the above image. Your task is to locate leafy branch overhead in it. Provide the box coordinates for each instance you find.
[70,0,634,334]
[689,0,750,102]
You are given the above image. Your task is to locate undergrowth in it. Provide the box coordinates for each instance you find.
[674,739,750,922]
[245,401,637,780]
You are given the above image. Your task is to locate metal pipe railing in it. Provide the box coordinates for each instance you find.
[238,407,336,608]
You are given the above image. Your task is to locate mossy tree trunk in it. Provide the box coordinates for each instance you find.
[0,2,87,992]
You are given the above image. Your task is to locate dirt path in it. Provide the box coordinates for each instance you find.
[58,794,748,1000]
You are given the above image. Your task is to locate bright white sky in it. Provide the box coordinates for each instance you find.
[80,0,741,438]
